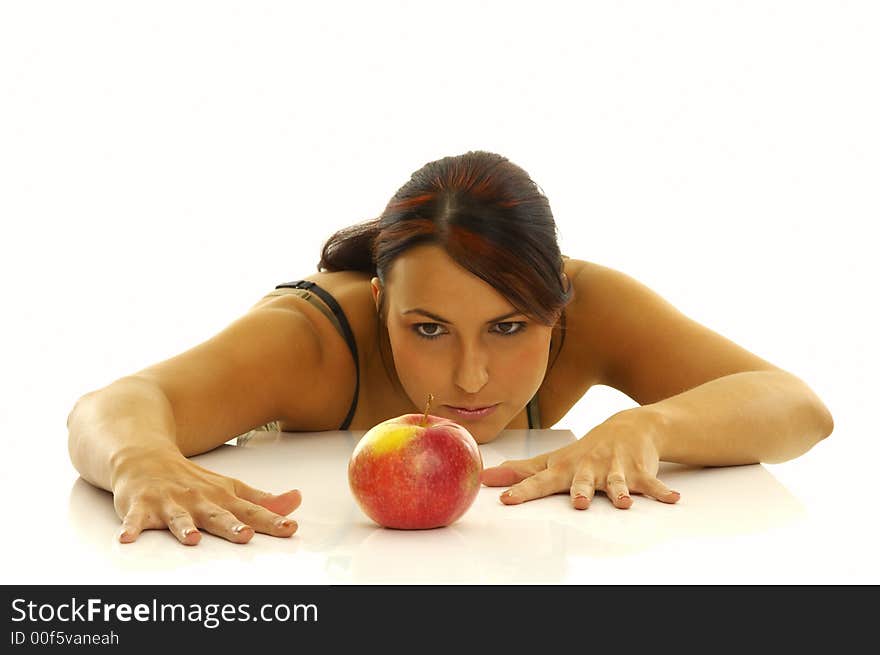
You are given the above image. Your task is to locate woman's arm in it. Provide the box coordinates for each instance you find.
[647,369,834,466]
[65,298,332,545]
[567,263,833,465]
[66,375,301,546]
[480,372,833,508]
[67,376,180,493]
[480,261,834,507]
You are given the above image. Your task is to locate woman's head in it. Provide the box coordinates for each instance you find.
[318,150,574,442]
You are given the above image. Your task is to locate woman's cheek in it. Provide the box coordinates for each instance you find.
[503,334,551,389]
[390,337,436,396]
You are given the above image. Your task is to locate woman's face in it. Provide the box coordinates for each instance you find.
[371,245,554,444]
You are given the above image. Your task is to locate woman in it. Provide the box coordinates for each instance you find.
[67,150,834,547]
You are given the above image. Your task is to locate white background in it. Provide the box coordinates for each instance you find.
[1,1,877,583]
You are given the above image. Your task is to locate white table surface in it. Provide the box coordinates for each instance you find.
[3,0,878,590]
[7,427,873,585]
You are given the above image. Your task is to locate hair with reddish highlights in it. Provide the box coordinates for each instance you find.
[317,150,574,372]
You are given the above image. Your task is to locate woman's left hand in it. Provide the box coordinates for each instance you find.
[480,408,681,510]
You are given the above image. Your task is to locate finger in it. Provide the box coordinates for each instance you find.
[162,504,203,546]
[118,507,147,543]
[502,468,567,505]
[604,471,632,509]
[232,480,302,515]
[187,503,255,544]
[481,453,550,487]
[226,497,299,537]
[570,470,596,511]
[118,503,164,544]
[635,476,681,504]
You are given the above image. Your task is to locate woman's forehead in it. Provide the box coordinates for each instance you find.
[387,251,513,312]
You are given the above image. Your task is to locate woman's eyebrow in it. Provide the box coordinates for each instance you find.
[402,308,525,324]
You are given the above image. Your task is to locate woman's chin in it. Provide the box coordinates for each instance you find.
[467,423,503,445]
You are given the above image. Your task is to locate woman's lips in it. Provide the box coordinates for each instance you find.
[444,404,499,420]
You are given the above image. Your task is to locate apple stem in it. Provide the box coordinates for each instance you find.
[421,393,434,427]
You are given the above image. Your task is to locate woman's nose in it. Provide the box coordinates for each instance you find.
[453,346,490,393]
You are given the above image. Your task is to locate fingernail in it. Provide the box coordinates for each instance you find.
[232,524,248,534]
[275,518,292,528]
[183,528,196,537]
[618,494,631,501]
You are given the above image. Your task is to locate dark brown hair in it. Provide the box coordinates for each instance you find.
[318,150,574,371]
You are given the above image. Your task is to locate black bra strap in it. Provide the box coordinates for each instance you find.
[275,280,360,431]
[526,395,541,430]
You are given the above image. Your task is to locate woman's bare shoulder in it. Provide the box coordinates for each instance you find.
[249,270,390,431]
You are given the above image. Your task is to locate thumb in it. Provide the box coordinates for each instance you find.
[481,454,549,487]
[233,481,302,514]
[259,489,303,516]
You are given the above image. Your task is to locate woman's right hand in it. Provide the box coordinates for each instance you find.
[111,448,302,546]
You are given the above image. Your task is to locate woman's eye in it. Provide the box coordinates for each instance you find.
[412,322,527,340]
[413,323,446,339]
[495,321,526,336]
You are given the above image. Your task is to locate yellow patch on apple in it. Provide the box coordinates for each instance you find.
[352,421,416,457]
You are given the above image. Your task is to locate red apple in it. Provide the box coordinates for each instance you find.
[348,412,483,529]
